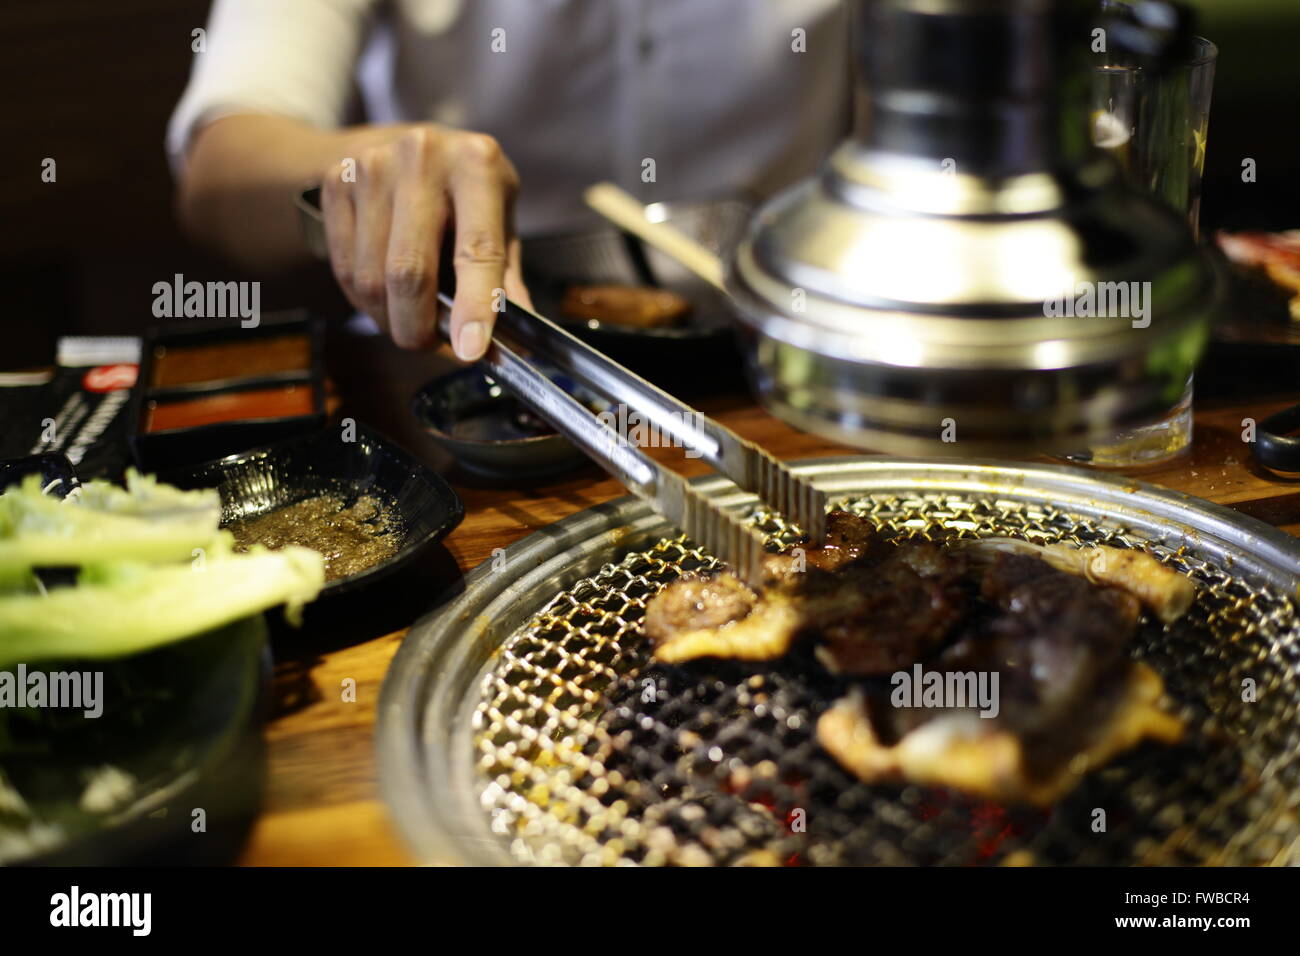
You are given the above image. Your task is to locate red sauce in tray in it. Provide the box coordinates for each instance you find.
[150,334,310,387]
[145,385,314,433]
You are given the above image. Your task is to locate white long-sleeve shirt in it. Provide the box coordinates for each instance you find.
[167,0,850,235]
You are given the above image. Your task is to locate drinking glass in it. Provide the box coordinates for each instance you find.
[1066,34,1217,468]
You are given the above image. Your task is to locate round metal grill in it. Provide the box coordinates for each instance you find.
[471,493,1300,866]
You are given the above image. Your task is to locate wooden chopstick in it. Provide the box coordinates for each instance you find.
[583,181,728,291]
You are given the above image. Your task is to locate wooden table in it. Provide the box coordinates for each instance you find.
[239,333,1300,865]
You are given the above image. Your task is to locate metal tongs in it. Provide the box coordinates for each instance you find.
[438,294,826,584]
[294,184,826,581]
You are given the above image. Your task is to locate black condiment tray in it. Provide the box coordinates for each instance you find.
[139,311,325,400]
[130,312,327,471]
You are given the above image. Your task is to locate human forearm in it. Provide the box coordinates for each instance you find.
[175,113,405,271]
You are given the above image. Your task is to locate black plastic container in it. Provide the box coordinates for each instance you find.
[159,424,464,597]
[0,451,79,496]
[130,312,326,471]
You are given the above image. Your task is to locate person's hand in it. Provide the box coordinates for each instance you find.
[319,124,531,359]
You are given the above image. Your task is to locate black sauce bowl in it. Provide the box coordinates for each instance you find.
[0,452,79,496]
[413,365,607,481]
[158,424,463,597]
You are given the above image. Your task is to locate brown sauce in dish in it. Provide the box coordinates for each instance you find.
[226,494,399,582]
[145,384,314,432]
[151,334,311,387]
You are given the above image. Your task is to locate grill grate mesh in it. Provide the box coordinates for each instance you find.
[472,493,1300,866]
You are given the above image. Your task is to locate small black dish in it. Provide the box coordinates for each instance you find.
[413,365,606,480]
[130,312,327,472]
[521,198,748,380]
[0,452,79,496]
[159,424,463,597]
[1252,403,1300,477]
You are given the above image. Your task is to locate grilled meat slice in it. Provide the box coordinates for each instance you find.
[818,552,1184,805]
[958,537,1194,624]
[818,662,1183,807]
[760,509,887,582]
[643,572,757,639]
[561,284,692,329]
[644,512,966,671]
[815,540,968,676]
[644,572,806,664]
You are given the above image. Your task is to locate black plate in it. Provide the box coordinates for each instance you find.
[158,424,463,597]
[2,616,269,865]
[0,452,79,496]
[520,199,748,381]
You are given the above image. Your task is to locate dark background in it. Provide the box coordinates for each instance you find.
[0,0,348,370]
[1,0,1297,370]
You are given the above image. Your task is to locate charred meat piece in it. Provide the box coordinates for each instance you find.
[818,662,1183,807]
[879,552,1142,742]
[815,540,968,676]
[958,537,1194,624]
[819,552,1184,805]
[944,552,1142,733]
[645,512,966,672]
[645,572,803,664]
[561,284,692,329]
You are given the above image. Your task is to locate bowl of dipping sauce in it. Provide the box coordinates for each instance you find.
[160,424,463,597]
[412,365,607,480]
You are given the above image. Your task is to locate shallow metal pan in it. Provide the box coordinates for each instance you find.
[379,458,1300,866]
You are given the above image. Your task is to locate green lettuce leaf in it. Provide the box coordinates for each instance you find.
[0,471,223,574]
[0,541,324,668]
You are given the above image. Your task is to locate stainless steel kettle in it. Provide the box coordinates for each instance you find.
[728,0,1221,456]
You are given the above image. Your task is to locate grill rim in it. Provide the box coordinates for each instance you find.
[377,456,1300,866]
